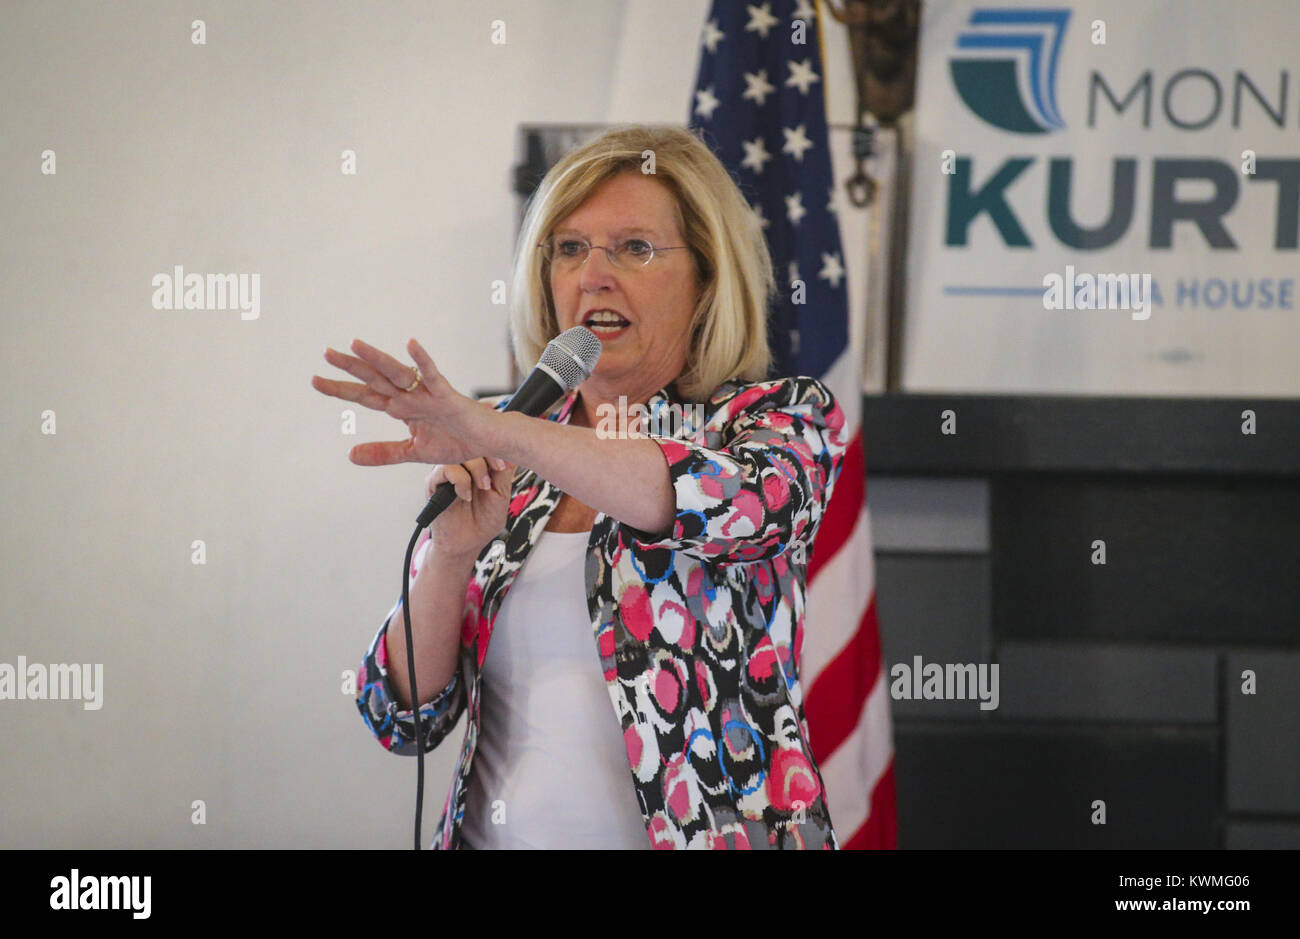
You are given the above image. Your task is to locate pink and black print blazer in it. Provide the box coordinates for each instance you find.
[355,375,847,849]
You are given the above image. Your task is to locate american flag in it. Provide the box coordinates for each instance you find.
[689,0,897,849]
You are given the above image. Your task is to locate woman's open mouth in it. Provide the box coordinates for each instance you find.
[584,310,631,337]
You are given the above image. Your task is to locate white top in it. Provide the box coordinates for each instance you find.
[461,528,651,849]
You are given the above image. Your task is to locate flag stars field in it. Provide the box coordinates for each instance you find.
[745,3,780,39]
[701,17,725,52]
[783,124,814,160]
[819,252,846,288]
[743,69,777,105]
[785,191,807,225]
[792,0,817,21]
[827,185,843,216]
[786,59,821,94]
[741,136,773,173]
[694,85,721,120]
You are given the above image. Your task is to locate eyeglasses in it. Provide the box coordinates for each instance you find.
[538,236,690,271]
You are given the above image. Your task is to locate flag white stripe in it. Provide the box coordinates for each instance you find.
[804,502,876,682]
[816,348,860,433]
[820,665,894,834]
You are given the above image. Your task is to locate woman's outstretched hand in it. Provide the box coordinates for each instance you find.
[310,337,497,467]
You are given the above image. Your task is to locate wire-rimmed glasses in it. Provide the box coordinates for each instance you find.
[538,235,690,271]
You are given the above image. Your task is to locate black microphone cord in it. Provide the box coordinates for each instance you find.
[398,522,425,850]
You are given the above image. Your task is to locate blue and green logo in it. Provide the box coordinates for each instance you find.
[950,8,1070,133]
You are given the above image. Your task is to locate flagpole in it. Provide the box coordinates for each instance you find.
[822,0,919,390]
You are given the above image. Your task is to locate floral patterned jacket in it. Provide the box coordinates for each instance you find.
[355,375,847,849]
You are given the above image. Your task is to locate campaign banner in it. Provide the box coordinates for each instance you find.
[903,0,1299,396]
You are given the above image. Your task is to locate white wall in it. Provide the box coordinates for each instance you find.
[0,0,727,848]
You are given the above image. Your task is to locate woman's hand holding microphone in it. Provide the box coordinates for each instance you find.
[422,456,515,561]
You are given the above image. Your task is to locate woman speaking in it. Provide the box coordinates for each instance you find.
[312,125,847,849]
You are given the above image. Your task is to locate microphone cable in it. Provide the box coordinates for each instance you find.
[399,524,425,850]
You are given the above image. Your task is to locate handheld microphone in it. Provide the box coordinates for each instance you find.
[414,325,602,528]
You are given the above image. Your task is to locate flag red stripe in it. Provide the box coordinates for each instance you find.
[805,592,881,763]
[843,761,898,850]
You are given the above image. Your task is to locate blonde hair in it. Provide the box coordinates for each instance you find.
[509,125,774,401]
